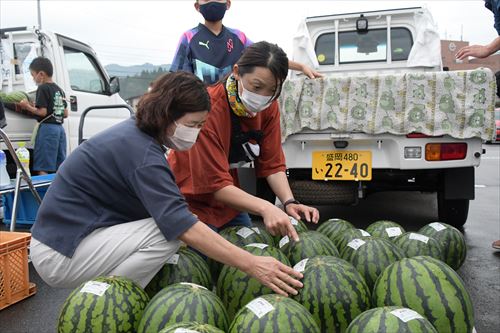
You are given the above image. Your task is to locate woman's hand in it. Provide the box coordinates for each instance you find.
[301,64,323,79]
[261,203,300,241]
[245,255,303,296]
[285,203,320,225]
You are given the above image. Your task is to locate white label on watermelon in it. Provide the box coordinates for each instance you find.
[174,329,200,333]
[386,227,402,238]
[289,216,299,226]
[246,297,275,318]
[80,281,110,297]
[247,243,269,249]
[347,238,366,250]
[165,254,180,265]
[251,227,261,235]
[279,236,290,248]
[293,258,309,273]
[180,282,207,290]
[429,222,447,232]
[409,233,429,244]
[390,308,424,322]
[236,227,255,239]
[359,229,371,237]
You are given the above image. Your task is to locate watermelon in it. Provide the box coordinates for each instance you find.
[372,256,474,333]
[336,228,371,253]
[272,216,309,244]
[145,246,212,298]
[58,276,149,333]
[316,218,355,247]
[279,231,339,267]
[418,222,466,270]
[340,237,405,290]
[208,226,274,282]
[217,243,290,320]
[393,232,444,261]
[138,282,229,333]
[366,220,405,241]
[159,321,224,333]
[346,306,438,333]
[0,91,30,103]
[293,256,371,333]
[229,294,320,333]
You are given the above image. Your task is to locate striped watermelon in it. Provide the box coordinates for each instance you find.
[366,220,405,241]
[272,216,309,244]
[393,232,444,261]
[58,276,149,333]
[137,282,229,333]
[293,256,371,333]
[279,231,339,266]
[316,218,355,247]
[217,244,290,320]
[346,306,438,333]
[336,228,371,253]
[208,226,274,282]
[0,91,30,103]
[418,222,466,270]
[340,237,405,290]
[145,246,212,298]
[229,294,320,333]
[372,256,474,333]
[159,321,224,333]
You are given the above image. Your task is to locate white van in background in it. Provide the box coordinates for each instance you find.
[1,27,133,173]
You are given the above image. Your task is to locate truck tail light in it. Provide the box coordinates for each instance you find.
[425,143,467,161]
[406,133,443,138]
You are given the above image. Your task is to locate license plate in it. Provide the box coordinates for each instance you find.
[312,151,372,180]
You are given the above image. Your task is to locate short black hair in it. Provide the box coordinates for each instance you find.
[236,41,289,100]
[29,57,53,77]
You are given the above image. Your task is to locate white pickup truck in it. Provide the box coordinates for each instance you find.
[279,7,496,228]
[1,27,132,173]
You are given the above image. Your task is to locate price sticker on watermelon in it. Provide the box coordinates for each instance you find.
[246,297,275,318]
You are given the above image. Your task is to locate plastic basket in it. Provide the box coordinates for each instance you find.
[2,187,48,226]
[0,231,36,310]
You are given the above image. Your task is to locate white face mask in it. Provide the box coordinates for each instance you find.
[166,121,201,151]
[238,80,273,113]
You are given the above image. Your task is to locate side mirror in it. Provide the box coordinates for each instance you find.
[109,76,120,95]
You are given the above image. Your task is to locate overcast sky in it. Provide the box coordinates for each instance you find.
[0,0,497,66]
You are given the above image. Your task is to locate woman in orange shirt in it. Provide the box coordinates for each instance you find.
[169,41,319,241]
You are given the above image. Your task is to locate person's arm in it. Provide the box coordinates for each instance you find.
[170,32,194,73]
[18,100,48,117]
[266,171,320,224]
[213,184,300,241]
[179,221,302,296]
[288,60,323,79]
[456,36,500,60]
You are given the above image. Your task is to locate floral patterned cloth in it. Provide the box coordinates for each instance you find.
[279,68,496,142]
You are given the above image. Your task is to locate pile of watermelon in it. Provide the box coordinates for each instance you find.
[57,218,474,333]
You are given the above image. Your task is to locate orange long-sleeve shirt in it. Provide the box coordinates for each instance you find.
[168,83,286,228]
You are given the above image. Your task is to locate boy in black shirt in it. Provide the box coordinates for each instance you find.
[19,57,68,175]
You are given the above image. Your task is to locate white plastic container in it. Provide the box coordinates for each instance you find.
[0,150,11,186]
[15,143,30,177]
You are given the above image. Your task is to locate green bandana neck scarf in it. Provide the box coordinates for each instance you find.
[225,74,256,118]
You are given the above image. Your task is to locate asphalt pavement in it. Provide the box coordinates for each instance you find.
[0,145,498,333]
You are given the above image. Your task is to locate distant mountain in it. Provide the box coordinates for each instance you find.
[105,63,170,77]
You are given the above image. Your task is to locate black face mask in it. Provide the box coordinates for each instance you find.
[199,2,227,22]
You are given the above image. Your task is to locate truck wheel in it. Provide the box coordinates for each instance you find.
[437,192,469,228]
[288,180,357,205]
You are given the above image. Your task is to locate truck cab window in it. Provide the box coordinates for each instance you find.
[315,27,413,65]
[64,48,106,94]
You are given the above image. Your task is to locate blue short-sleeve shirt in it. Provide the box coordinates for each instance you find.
[170,24,253,84]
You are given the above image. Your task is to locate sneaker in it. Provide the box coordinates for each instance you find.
[492,240,500,250]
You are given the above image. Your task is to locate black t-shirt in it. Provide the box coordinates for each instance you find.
[35,82,67,124]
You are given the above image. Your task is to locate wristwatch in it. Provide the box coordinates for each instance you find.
[283,198,300,212]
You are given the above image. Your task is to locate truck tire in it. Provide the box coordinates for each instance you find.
[288,180,357,205]
[437,192,469,228]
